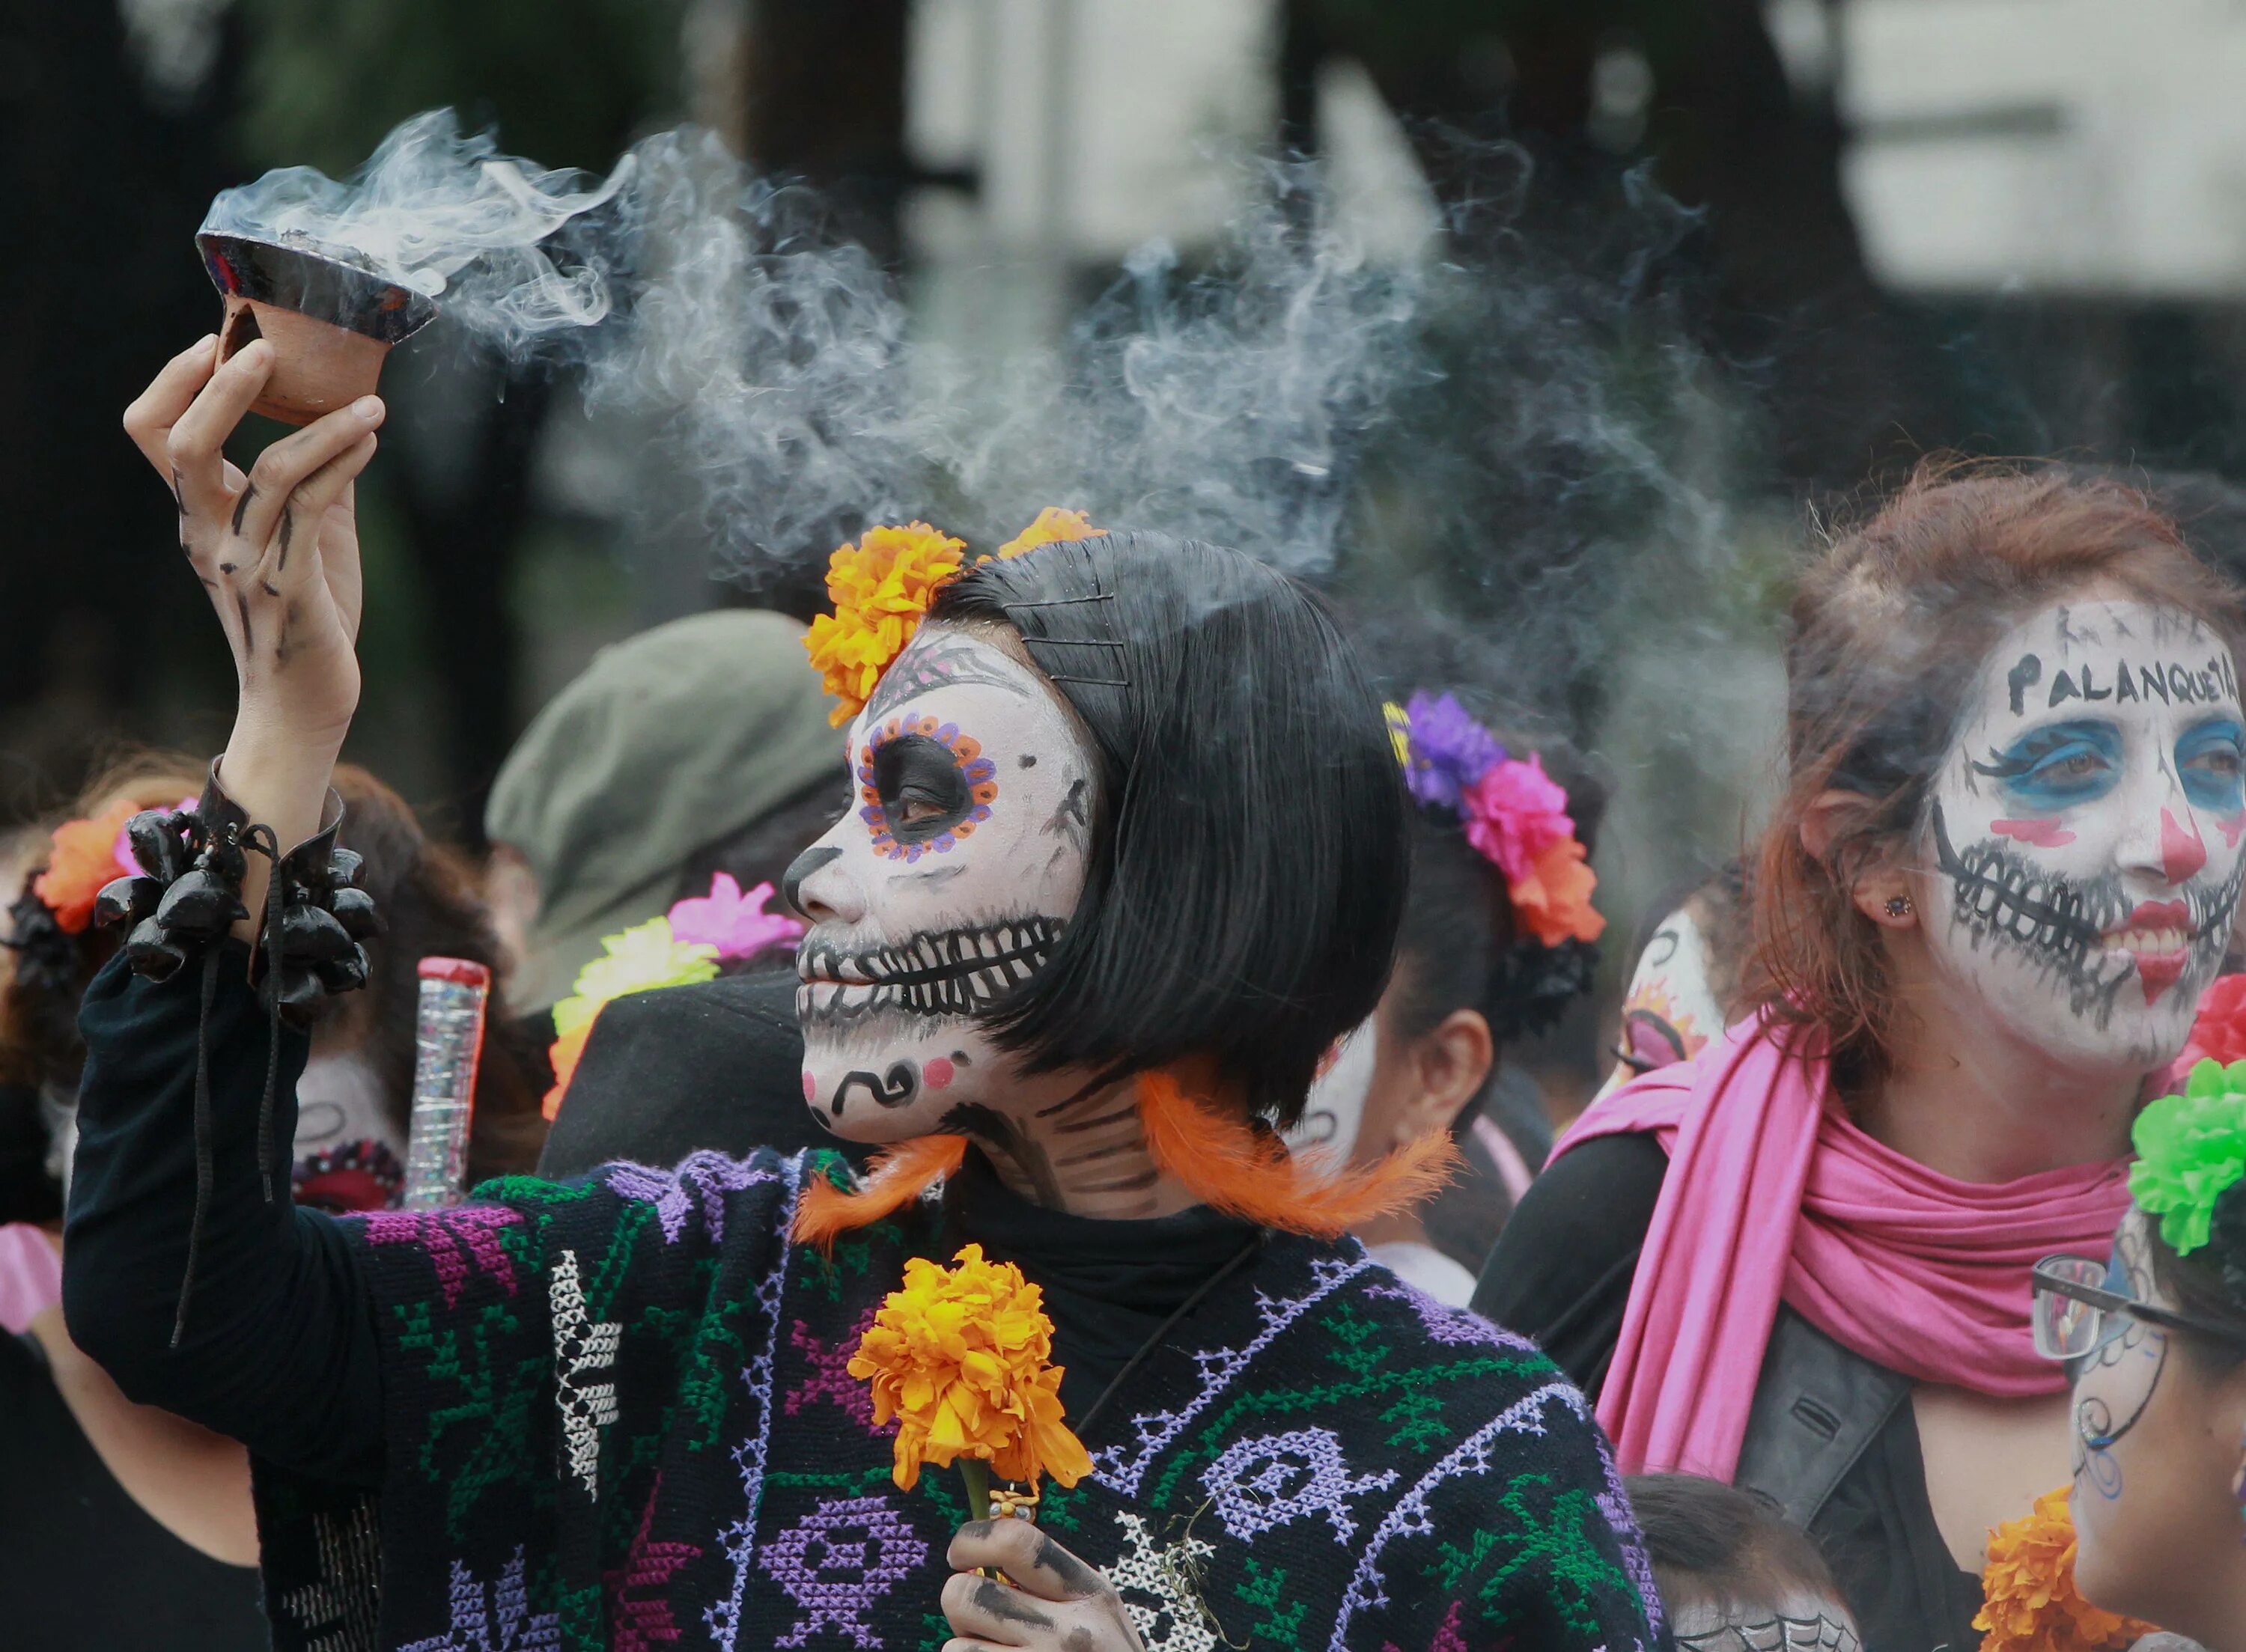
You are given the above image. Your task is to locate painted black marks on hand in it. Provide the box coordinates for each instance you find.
[830,1062,920,1117]
[261,579,279,597]
[170,468,186,513]
[276,508,293,568]
[1031,1534,1102,1597]
[972,1579,1053,1630]
[231,483,256,536]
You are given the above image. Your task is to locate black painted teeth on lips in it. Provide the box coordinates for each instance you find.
[797,918,1062,1019]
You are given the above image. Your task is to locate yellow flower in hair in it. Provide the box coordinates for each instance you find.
[847,1243,1092,1494]
[803,522,969,726]
[993,506,1106,561]
[1973,1488,2156,1652]
[1381,701,1411,769]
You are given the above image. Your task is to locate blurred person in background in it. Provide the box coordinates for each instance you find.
[1603,862,1751,1095]
[482,607,839,1017]
[2027,1067,2246,1650]
[1288,686,1605,1302]
[1628,1472,1862,1651]
[1482,464,2245,1651]
[0,755,540,1647]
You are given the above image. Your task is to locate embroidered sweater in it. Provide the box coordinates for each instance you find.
[66,951,1667,1652]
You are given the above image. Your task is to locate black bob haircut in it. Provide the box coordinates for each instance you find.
[928,528,1409,1127]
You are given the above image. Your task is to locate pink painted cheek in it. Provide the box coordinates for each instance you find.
[923,1058,955,1091]
[1991,818,2076,848]
[2221,813,2246,849]
[801,1070,817,1103]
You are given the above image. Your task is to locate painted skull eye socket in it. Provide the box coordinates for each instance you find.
[2179,716,2246,814]
[856,715,1001,862]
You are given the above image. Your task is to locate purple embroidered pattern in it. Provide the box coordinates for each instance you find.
[605,1475,703,1651]
[709,1156,802,1652]
[398,1548,559,1651]
[760,1495,929,1650]
[366,1206,523,1310]
[1201,1426,1398,1545]
[1364,1278,1538,1353]
[782,1308,878,1429]
[606,1152,778,1246]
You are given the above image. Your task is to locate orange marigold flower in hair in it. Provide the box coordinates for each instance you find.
[847,1243,1092,1493]
[993,507,1105,561]
[803,522,968,726]
[32,799,139,934]
[1973,1488,2155,1652]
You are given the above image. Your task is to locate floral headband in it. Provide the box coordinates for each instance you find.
[1386,690,1604,948]
[2131,1057,2246,1257]
[541,873,806,1118]
[801,508,1107,726]
[25,796,201,936]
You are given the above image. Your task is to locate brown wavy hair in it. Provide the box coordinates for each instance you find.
[1745,460,2246,1095]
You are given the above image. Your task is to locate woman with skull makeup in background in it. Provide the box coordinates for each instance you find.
[1481,463,2246,1651]
[60,341,1662,1652]
[1287,683,1608,1304]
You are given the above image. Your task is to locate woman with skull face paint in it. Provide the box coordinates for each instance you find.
[1482,463,2246,1651]
[1284,688,1607,1303]
[61,344,1663,1652]
[2030,1064,2246,1647]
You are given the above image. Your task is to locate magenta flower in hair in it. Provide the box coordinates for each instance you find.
[1400,691,1508,811]
[666,873,805,964]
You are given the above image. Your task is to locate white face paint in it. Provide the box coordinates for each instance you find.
[1285,1017,1380,1170]
[1601,905,1721,1097]
[787,627,1098,1142]
[290,1052,407,1212]
[1922,599,2246,1071]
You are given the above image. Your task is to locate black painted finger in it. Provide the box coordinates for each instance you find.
[251,434,377,600]
[947,1521,1106,1602]
[123,335,219,475]
[234,398,385,551]
[942,1570,1052,1642]
[165,341,273,521]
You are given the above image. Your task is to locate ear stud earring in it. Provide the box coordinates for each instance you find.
[1884,895,1914,918]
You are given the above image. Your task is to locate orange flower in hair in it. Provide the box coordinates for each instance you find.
[31,799,139,935]
[1973,1488,2155,1652]
[993,507,1105,561]
[803,523,968,726]
[847,1243,1092,1495]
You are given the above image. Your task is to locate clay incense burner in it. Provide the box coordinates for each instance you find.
[197,231,438,425]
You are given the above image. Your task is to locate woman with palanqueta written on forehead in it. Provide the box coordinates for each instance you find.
[1480,460,2246,1652]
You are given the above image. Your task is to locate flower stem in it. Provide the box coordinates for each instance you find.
[959,1457,991,1523]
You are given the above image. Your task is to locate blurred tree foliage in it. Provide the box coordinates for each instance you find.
[232,0,688,173]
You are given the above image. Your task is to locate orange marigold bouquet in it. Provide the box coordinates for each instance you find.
[847,1243,1092,1518]
[1974,1488,2157,1652]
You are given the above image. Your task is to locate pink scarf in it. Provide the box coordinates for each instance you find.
[1558,1013,2132,1480]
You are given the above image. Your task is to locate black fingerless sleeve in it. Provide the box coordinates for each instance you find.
[62,943,386,1487]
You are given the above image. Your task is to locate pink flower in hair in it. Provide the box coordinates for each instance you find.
[666,873,805,963]
[1461,755,1574,887]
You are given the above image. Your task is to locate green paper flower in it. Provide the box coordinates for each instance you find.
[551,917,719,1038]
[2130,1058,2246,1255]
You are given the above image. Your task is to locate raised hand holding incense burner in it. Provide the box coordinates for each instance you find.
[198,232,436,426]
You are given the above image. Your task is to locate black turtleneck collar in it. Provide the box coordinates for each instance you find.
[940,1147,1259,1421]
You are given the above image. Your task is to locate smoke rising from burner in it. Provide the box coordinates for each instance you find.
[204,110,1783,911]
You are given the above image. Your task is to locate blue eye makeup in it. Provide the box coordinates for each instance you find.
[1970,719,2123,811]
[2177,717,2246,814]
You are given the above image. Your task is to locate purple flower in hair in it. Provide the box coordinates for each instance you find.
[1401,691,1506,811]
